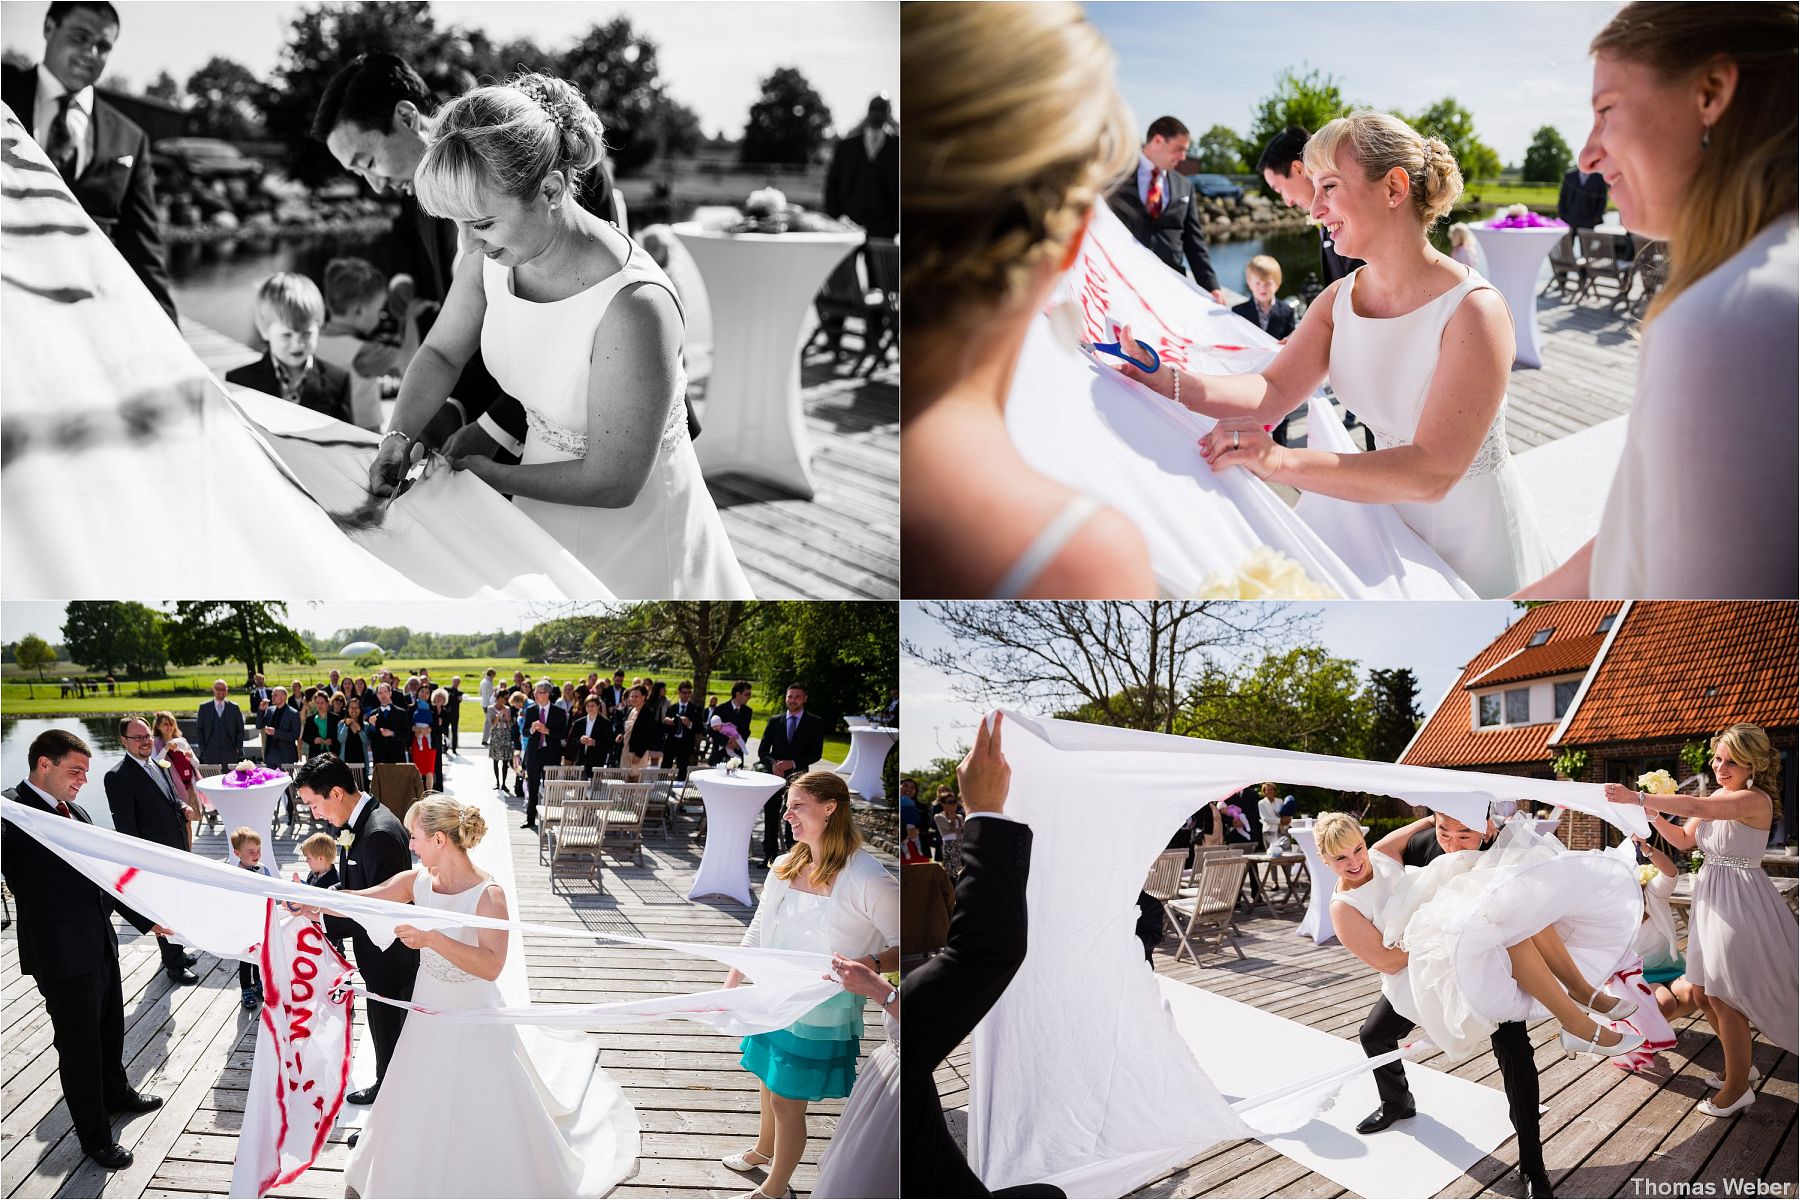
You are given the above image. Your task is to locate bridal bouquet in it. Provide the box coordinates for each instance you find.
[1636,769,1678,796]
[1635,863,1662,888]
[1484,204,1566,230]
[1194,547,1339,599]
[224,762,285,788]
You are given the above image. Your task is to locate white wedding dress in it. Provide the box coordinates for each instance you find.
[343,872,639,1197]
[480,223,753,599]
[1333,823,1641,1061]
[1328,266,1557,597]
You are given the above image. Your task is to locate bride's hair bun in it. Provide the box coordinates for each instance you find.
[414,71,607,221]
[1415,135,1463,227]
[405,796,487,850]
[1304,110,1464,231]
[455,803,488,849]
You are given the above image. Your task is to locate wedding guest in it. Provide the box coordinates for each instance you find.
[558,681,577,712]
[663,681,701,781]
[368,682,410,763]
[812,954,900,1199]
[620,686,655,769]
[566,694,608,777]
[1231,255,1296,339]
[445,676,464,753]
[757,684,826,868]
[1447,222,1482,271]
[479,669,497,745]
[902,824,931,864]
[723,771,898,1200]
[520,681,565,831]
[1557,164,1610,231]
[427,688,451,790]
[709,681,754,766]
[1518,2,1796,599]
[105,717,199,982]
[824,93,899,238]
[408,719,437,785]
[231,827,276,1010]
[903,1,1155,598]
[1258,124,1367,286]
[337,695,374,774]
[898,778,923,843]
[1119,109,1556,598]
[316,255,405,430]
[2,729,168,1170]
[1109,116,1223,298]
[508,692,529,796]
[224,274,354,425]
[934,793,965,876]
[0,0,177,322]
[196,680,245,767]
[262,687,301,770]
[644,681,669,767]
[150,710,201,818]
[487,700,518,792]
[1606,723,1798,1115]
[305,690,336,760]
[295,832,344,955]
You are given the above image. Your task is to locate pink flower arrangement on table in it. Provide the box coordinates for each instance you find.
[1484,204,1567,230]
[222,763,286,788]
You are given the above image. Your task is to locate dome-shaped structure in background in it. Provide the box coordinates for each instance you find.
[340,641,383,658]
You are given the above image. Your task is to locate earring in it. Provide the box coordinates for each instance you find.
[1701,126,1712,152]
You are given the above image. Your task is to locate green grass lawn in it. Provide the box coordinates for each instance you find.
[1458,182,1562,209]
[1,657,853,758]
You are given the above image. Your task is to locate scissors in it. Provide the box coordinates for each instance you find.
[1087,336,1161,374]
[378,452,433,520]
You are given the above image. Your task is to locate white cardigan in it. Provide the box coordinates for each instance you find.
[741,848,899,959]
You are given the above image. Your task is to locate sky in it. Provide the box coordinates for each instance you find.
[1085,1,1621,167]
[0,0,898,139]
[0,600,608,644]
[899,600,1521,770]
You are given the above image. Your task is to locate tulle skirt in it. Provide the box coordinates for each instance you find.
[740,991,863,1101]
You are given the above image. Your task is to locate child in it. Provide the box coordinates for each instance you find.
[1448,222,1482,272]
[225,273,353,426]
[1230,255,1296,340]
[316,257,408,431]
[409,719,438,783]
[231,827,276,1011]
[294,831,345,955]
[1598,835,1681,1071]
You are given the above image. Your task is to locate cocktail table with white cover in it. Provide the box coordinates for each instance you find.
[1468,223,1568,368]
[832,715,873,777]
[687,768,787,905]
[1291,822,1369,945]
[843,726,898,802]
[195,770,289,864]
[670,222,865,498]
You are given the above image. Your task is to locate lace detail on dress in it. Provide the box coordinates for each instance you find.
[523,374,690,460]
[419,947,481,984]
[1364,398,1513,480]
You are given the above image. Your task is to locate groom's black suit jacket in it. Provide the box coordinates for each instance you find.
[901,816,1060,1198]
[1107,167,1220,292]
[322,797,418,1001]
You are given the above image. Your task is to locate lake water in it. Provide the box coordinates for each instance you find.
[168,231,403,348]
[2,717,129,829]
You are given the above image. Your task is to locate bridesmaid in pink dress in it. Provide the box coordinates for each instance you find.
[1607,723,1799,1117]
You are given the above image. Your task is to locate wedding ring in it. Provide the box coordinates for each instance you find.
[1232,430,1240,449]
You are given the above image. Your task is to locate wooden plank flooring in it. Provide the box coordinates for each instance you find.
[179,319,898,601]
[934,895,1796,1198]
[2,751,896,1198]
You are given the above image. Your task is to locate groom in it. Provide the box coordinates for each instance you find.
[294,754,418,1109]
[1356,809,1554,1199]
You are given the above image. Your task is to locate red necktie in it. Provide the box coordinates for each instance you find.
[47,93,78,184]
[55,799,73,818]
[1146,170,1165,218]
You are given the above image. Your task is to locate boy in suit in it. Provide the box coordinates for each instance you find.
[294,832,345,954]
[1230,256,1302,444]
[225,273,353,426]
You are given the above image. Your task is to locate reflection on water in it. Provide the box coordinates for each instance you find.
[1,717,128,829]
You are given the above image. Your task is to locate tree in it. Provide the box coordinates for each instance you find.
[519,631,547,661]
[1410,96,1501,184]
[907,602,1314,735]
[575,602,765,700]
[556,19,698,175]
[62,601,166,677]
[747,603,896,730]
[1191,124,1248,175]
[740,66,832,166]
[187,55,266,141]
[1245,66,1353,181]
[147,70,182,103]
[1183,645,1373,757]
[1520,124,1574,185]
[16,634,58,681]
[164,602,312,684]
[1367,667,1423,763]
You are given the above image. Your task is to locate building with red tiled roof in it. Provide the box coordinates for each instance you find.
[1402,602,1796,849]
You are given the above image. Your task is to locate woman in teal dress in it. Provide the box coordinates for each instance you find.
[722,770,899,1199]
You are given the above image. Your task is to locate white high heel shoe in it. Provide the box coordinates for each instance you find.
[1697,1088,1756,1118]
[1703,1066,1760,1090]
[1580,987,1638,1022]
[722,1148,771,1172]
[1561,1024,1645,1060]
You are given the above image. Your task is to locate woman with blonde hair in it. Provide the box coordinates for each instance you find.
[333,795,640,1195]
[1518,2,1797,599]
[149,710,204,836]
[721,771,898,1198]
[1606,723,1798,1115]
[369,71,749,600]
[902,1,1156,598]
[1116,109,1554,598]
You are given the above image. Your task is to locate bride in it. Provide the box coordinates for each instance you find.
[1116,112,1557,598]
[333,797,638,1197]
[368,72,752,600]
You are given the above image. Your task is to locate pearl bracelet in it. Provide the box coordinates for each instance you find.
[1172,367,1181,408]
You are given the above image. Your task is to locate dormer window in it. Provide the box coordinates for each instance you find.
[1597,613,1617,634]
[1526,628,1553,647]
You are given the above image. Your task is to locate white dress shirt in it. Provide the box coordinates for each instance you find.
[33,63,92,178]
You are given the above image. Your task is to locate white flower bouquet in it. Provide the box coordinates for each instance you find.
[1636,769,1678,796]
[1194,547,1339,599]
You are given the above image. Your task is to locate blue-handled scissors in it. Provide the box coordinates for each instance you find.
[1088,337,1161,374]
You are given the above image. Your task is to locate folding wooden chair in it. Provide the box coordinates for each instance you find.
[1142,849,1194,961]
[546,797,605,890]
[544,765,584,782]
[598,782,653,867]
[1576,230,1636,308]
[1169,856,1252,963]
[1542,232,1584,298]
[538,777,588,864]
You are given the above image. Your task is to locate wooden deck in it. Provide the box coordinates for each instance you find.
[2,751,895,1198]
[179,320,898,601]
[933,898,1797,1198]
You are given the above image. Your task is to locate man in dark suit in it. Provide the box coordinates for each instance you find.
[901,714,1061,1198]
[709,680,755,767]
[295,755,418,1109]
[1356,810,1553,1199]
[604,670,630,767]
[105,716,198,984]
[0,2,175,323]
[366,682,411,764]
[520,681,568,831]
[1108,116,1223,299]
[196,679,245,766]
[260,687,302,769]
[1258,125,1365,287]
[755,684,826,867]
[1557,166,1609,231]
[565,693,609,777]
[3,728,168,1170]
[661,681,702,782]
[823,93,898,238]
